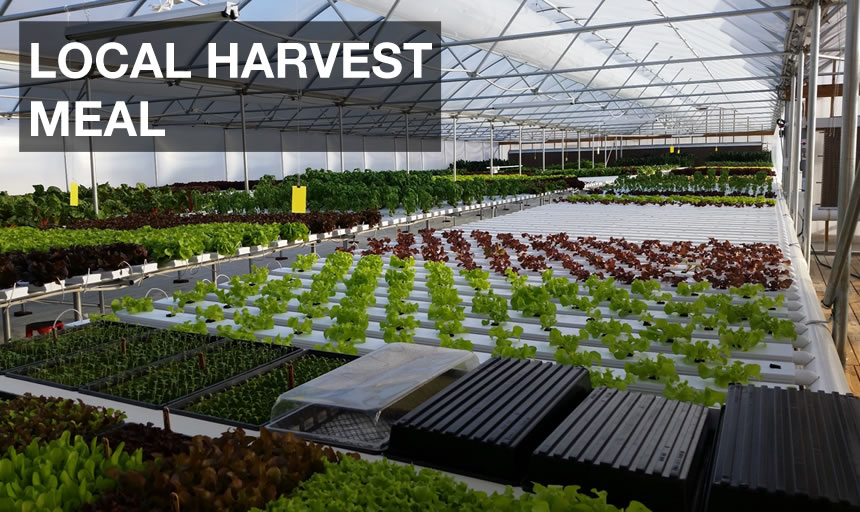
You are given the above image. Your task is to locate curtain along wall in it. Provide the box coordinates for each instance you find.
[0,120,504,195]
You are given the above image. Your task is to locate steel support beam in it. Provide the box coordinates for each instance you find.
[561,130,566,170]
[0,0,136,22]
[803,0,821,262]
[239,93,250,192]
[489,123,495,175]
[439,5,801,47]
[338,104,345,172]
[577,131,581,169]
[791,52,805,226]
[453,117,458,181]
[86,78,99,216]
[405,112,410,173]
[823,0,860,366]
[542,127,546,172]
[518,125,523,175]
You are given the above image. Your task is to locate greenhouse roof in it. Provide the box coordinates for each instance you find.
[0,0,843,140]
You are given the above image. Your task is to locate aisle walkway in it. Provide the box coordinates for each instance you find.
[808,251,860,395]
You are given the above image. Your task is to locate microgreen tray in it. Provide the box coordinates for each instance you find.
[81,339,298,409]
[266,368,466,454]
[0,323,150,375]
[6,330,219,392]
[168,350,358,430]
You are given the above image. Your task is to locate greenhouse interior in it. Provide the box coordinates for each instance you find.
[1,0,860,510]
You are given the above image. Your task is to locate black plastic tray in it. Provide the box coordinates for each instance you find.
[0,390,19,400]
[387,357,592,483]
[266,368,465,454]
[707,385,860,512]
[168,349,359,430]
[80,339,299,410]
[5,330,218,392]
[526,386,720,512]
[0,322,150,375]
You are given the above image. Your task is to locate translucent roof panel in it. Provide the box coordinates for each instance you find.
[0,0,832,139]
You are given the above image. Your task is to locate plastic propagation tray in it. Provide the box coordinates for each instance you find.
[0,322,151,375]
[81,339,299,409]
[387,357,592,484]
[707,385,860,512]
[266,343,479,453]
[169,350,359,430]
[527,387,719,512]
[5,329,218,392]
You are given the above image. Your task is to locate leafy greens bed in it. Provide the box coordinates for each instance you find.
[0,394,125,453]
[183,352,353,426]
[91,340,294,406]
[565,194,775,207]
[0,323,147,373]
[12,330,215,388]
[142,234,795,407]
[1,170,585,229]
[601,169,773,197]
[0,222,309,261]
[255,456,650,512]
[0,243,148,288]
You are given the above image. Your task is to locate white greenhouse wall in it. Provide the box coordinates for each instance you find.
[0,119,498,194]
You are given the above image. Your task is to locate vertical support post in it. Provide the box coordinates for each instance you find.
[98,291,106,315]
[619,135,623,158]
[452,117,458,181]
[784,84,795,199]
[86,78,99,215]
[2,307,10,343]
[73,292,82,322]
[732,110,737,143]
[518,125,523,175]
[62,136,70,192]
[577,131,581,169]
[791,52,805,225]
[804,0,821,262]
[541,127,546,172]
[561,130,566,170]
[338,104,345,173]
[604,134,609,166]
[489,123,494,175]
[833,0,860,365]
[405,112,410,174]
[591,133,595,168]
[239,92,250,192]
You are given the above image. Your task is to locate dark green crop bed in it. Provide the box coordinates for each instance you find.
[15,330,213,387]
[186,353,352,426]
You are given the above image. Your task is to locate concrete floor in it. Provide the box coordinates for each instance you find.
[1,201,537,340]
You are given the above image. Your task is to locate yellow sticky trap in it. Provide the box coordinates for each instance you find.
[69,182,79,206]
[669,146,674,153]
[291,186,307,213]
[715,147,719,152]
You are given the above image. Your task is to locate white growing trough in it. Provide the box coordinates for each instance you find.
[115,195,848,397]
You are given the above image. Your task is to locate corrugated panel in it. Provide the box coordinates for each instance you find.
[708,385,860,512]
[388,357,591,483]
[528,387,719,512]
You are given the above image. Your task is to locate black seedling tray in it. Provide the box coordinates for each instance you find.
[5,329,217,392]
[266,368,465,453]
[168,350,359,430]
[387,357,592,484]
[80,339,298,410]
[527,386,720,512]
[0,322,151,375]
[0,390,19,400]
[707,385,860,512]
